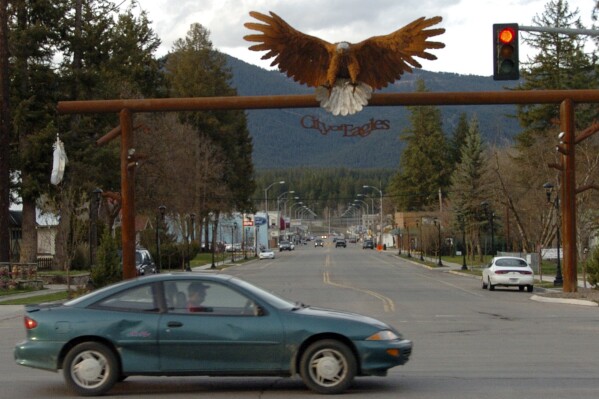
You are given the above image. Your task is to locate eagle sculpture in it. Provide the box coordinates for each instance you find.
[244,11,445,116]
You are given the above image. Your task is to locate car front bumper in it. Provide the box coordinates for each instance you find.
[355,338,413,375]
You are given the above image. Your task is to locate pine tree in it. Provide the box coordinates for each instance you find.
[516,0,598,148]
[449,116,490,259]
[165,23,255,214]
[448,112,469,166]
[389,79,451,211]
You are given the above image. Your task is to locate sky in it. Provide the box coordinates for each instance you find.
[137,0,597,77]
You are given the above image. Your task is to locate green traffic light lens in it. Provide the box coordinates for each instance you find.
[499,59,515,73]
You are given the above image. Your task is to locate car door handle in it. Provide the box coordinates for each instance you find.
[167,321,183,328]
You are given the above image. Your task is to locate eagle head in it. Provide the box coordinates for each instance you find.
[335,41,350,53]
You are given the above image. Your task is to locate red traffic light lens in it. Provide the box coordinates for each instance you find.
[498,27,515,44]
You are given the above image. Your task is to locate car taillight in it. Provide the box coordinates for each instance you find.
[494,270,508,274]
[520,271,532,275]
[24,316,38,330]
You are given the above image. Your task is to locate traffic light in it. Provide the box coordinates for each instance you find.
[493,23,519,80]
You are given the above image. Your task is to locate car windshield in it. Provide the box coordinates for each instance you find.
[233,277,295,309]
[495,258,528,267]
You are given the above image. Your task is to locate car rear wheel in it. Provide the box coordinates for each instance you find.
[482,279,488,289]
[488,278,495,291]
[63,342,119,396]
[299,339,356,394]
[527,285,534,293]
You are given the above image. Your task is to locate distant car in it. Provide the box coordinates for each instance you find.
[258,249,275,260]
[349,237,357,243]
[135,248,156,275]
[335,239,347,248]
[14,273,412,396]
[279,241,292,251]
[482,256,534,292]
[362,240,374,249]
[314,239,324,247]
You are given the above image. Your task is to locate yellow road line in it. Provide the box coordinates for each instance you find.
[322,269,395,312]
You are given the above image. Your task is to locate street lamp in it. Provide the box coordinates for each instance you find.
[543,182,563,286]
[190,213,196,242]
[404,221,411,258]
[458,212,467,270]
[89,188,103,268]
[265,180,285,227]
[481,201,495,256]
[231,222,238,263]
[434,218,443,266]
[185,213,195,272]
[209,211,216,269]
[156,205,166,273]
[416,218,424,261]
[363,185,383,247]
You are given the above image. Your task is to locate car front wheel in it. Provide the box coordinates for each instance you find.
[299,339,357,394]
[63,341,119,396]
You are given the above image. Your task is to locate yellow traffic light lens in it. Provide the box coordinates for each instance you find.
[499,28,515,44]
[499,44,514,59]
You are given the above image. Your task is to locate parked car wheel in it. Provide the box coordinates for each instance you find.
[299,339,357,394]
[488,278,495,291]
[482,279,488,290]
[63,342,119,396]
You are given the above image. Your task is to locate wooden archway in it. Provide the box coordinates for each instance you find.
[58,89,599,291]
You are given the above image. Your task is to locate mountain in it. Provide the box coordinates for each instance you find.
[225,55,519,170]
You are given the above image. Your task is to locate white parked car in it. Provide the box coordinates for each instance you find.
[258,249,275,260]
[482,256,534,292]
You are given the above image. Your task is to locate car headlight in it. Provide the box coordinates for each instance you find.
[366,330,400,341]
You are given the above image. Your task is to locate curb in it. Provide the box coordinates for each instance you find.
[530,295,598,307]
[396,254,598,307]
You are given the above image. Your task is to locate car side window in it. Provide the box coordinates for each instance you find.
[94,284,158,312]
[165,280,259,316]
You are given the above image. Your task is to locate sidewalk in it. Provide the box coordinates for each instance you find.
[390,251,597,307]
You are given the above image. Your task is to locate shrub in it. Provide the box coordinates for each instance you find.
[91,231,122,288]
[584,246,599,289]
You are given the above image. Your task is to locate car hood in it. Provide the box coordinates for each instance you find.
[292,305,390,330]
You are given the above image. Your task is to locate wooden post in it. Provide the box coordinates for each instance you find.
[560,99,577,292]
[120,109,136,279]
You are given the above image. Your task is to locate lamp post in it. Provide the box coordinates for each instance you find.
[265,180,285,226]
[156,205,166,273]
[481,201,495,256]
[190,213,195,242]
[185,213,194,272]
[277,190,295,213]
[89,188,103,268]
[458,213,467,270]
[543,183,563,286]
[404,222,411,258]
[416,218,424,261]
[209,211,216,269]
[230,222,238,263]
[434,218,443,266]
[363,185,383,247]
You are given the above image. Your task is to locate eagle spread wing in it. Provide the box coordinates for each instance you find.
[244,11,445,115]
[244,11,334,87]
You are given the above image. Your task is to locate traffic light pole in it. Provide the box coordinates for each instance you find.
[519,25,599,37]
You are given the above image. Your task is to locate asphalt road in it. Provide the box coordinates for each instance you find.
[1,241,598,398]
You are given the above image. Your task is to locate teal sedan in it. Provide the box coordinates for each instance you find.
[15,273,412,396]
